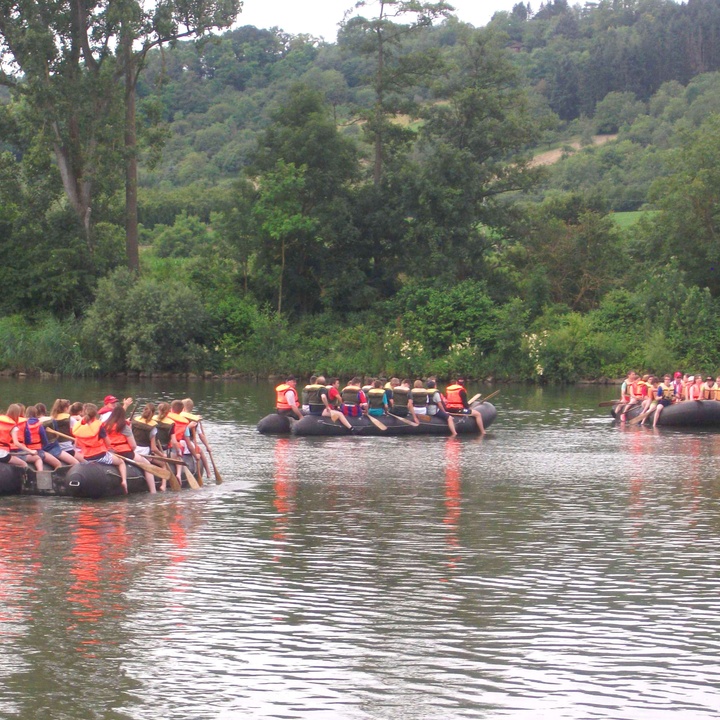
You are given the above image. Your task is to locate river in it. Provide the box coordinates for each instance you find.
[1,378,719,719]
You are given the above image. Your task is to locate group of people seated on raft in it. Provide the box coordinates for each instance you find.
[0,395,213,494]
[275,376,486,436]
[617,370,720,427]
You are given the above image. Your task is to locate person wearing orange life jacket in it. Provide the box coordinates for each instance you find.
[181,398,212,477]
[617,370,641,422]
[4,404,43,471]
[167,400,201,470]
[426,379,457,436]
[275,376,303,420]
[23,406,68,470]
[444,378,486,435]
[154,402,183,486]
[0,406,30,470]
[105,405,158,493]
[72,403,128,493]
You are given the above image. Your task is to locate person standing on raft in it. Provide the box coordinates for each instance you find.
[444,378,486,435]
[275,376,303,421]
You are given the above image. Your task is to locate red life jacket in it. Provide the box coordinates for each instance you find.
[445,384,465,411]
[275,384,298,411]
[105,422,133,454]
[0,415,16,451]
[72,419,106,458]
[25,419,43,450]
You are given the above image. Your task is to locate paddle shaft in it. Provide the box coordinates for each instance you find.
[200,421,223,484]
[392,414,419,427]
[478,389,501,404]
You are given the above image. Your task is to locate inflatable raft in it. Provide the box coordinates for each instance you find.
[258,402,496,436]
[0,455,198,498]
[612,400,720,427]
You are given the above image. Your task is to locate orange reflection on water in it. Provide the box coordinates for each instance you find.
[0,505,43,630]
[65,506,130,655]
[442,440,462,579]
[272,438,297,562]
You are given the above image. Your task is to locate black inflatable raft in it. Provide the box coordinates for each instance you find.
[612,399,720,427]
[258,402,496,436]
[0,455,198,499]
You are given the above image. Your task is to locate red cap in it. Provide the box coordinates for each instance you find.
[104,395,119,404]
[673,372,682,378]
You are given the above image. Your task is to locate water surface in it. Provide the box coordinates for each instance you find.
[1,381,719,719]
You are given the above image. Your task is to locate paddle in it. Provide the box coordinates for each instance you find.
[392,414,419,427]
[477,389,500,404]
[628,409,654,426]
[109,453,174,484]
[366,414,387,431]
[467,393,482,405]
[199,421,223,484]
[183,465,201,489]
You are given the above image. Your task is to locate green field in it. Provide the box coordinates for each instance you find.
[611,210,658,229]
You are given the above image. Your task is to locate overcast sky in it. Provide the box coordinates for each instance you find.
[237,0,520,40]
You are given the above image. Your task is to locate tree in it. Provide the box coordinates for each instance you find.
[252,160,317,315]
[340,0,453,183]
[640,115,720,296]
[0,0,241,269]
[399,26,546,283]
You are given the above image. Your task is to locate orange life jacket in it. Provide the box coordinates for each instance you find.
[0,415,16,451]
[445,384,465,411]
[72,419,106,458]
[275,384,298,411]
[167,411,190,442]
[105,423,133,454]
[25,419,43,450]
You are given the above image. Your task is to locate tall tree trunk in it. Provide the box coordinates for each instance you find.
[373,19,385,185]
[124,29,140,272]
[278,237,285,314]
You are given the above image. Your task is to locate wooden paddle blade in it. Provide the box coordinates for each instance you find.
[467,393,482,405]
[207,449,223,484]
[367,415,388,431]
[628,409,653,425]
[167,473,182,492]
[139,461,172,482]
[183,465,201,490]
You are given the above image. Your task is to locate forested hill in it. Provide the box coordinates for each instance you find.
[136,0,720,192]
[1,0,720,382]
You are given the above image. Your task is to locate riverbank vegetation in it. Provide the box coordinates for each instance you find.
[2,0,720,382]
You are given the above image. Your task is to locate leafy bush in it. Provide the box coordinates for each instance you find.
[82,268,209,373]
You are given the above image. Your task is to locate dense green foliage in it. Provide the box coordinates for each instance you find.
[2,0,720,382]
